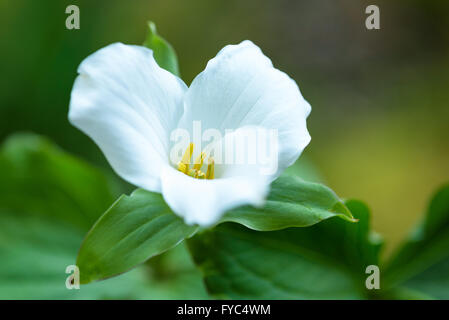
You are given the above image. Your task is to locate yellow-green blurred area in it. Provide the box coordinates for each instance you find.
[0,0,448,258]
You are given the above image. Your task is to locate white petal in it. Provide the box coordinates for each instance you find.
[179,40,311,177]
[160,166,269,226]
[161,127,273,226]
[69,43,186,191]
[202,126,280,179]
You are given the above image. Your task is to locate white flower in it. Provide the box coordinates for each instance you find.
[69,40,311,226]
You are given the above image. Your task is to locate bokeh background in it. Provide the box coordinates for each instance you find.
[0,0,448,281]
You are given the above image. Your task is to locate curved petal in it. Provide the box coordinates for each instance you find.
[179,40,311,177]
[202,126,281,179]
[160,166,269,226]
[69,43,187,191]
[162,127,274,226]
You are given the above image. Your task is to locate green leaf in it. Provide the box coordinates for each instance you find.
[188,199,382,299]
[384,183,449,298]
[220,174,356,231]
[0,134,207,298]
[143,21,180,76]
[0,133,152,299]
[0,133,119,231]
[0,208,153,299]
[0,205,208,299]
[142,243,210,299]
[76,174,355,283]
[76,189,198,284]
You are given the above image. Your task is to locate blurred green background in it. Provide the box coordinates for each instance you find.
[0,0,448,264]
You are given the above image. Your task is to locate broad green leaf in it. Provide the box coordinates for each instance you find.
[188,200,382,299]
[384,184,449,298]
[0,133,118,231]
[0,133,146,299]
[142,243,209,299]
[76,174,354,283]
[0,208,208,299]
[0,133,207,299]
[76,189,198,284]
[220,175,356,231]
[0,208,152,299]
[143,21,180,76]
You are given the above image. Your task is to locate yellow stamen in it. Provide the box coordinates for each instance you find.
[197,171,206,179]
[206,157,214,180]
[193,152,206,170]
[177,143,194,173]
[177,144,214,180]
[178,162,188,174]
[187,168,197,177]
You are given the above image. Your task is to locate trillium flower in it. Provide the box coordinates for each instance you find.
[69,40,311,226]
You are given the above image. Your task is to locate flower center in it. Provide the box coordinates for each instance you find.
[177,143,214,179]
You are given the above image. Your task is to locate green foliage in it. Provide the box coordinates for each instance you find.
[0,134,146,298]
[188,200,382,299]
[143,243,209,299]
[383,184,449,299]
[76,174,355,283]
[76,189,198,284]
[0,133,118,231]
[1,19,448,299]
[0,133,208,299]
[143,21,180,76]
[2,132,449,299]
[76,171,357,283]
[0,208,151,299]
[221,175,356,231]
